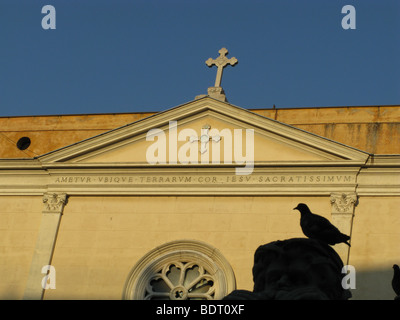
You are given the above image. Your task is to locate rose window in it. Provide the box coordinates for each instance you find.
[123,240,236,300]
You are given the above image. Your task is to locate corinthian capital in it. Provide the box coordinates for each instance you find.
[43,193,67,213]
[330,193,357,214]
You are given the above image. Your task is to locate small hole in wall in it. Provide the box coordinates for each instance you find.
[17,137,31,150]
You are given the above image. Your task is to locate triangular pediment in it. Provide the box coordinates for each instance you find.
[38,97,369,166]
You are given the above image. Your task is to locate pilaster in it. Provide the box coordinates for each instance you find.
[330,192,357,265]
[23,193,67,300]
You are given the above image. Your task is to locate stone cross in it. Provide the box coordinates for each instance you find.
[190,124,221,154]
[206,48,238,88]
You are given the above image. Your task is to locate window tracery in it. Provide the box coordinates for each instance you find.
[123,240,236,300]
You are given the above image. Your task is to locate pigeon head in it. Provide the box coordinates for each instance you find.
[394,264,399,271]
[293,203,311,214]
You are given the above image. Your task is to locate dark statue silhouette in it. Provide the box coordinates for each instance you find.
[223,238,352,300]
[223,203,397,300]
[393,264,400,300]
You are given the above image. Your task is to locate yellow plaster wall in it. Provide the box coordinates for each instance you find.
[43,195,332,300]
[1,194,398,300]
[349,196,400,300]
[0,112,154,158]
[0,196,43,299]
[294,123,400,155]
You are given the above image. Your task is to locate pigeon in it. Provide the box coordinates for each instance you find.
[293,203,351,247]
[392,264,400,299]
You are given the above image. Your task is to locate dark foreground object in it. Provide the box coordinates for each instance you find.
[294,203,351,246]
[393,264,400,300]
[223,238,352,300]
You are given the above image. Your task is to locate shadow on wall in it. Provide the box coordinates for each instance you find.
[351,267,397,300]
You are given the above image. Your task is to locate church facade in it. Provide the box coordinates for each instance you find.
[0,96,399,300]
[0,48,399,300]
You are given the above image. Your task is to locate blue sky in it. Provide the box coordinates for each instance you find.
[0,0,399,116]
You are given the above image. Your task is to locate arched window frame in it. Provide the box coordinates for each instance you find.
[122,239,236,300]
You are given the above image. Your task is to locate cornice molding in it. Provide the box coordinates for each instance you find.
[0,164,398,196]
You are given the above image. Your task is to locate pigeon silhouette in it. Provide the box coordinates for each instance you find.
[293,203,351,247]
[392,264,400,299]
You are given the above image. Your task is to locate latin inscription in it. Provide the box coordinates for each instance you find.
[53,175,354,185]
